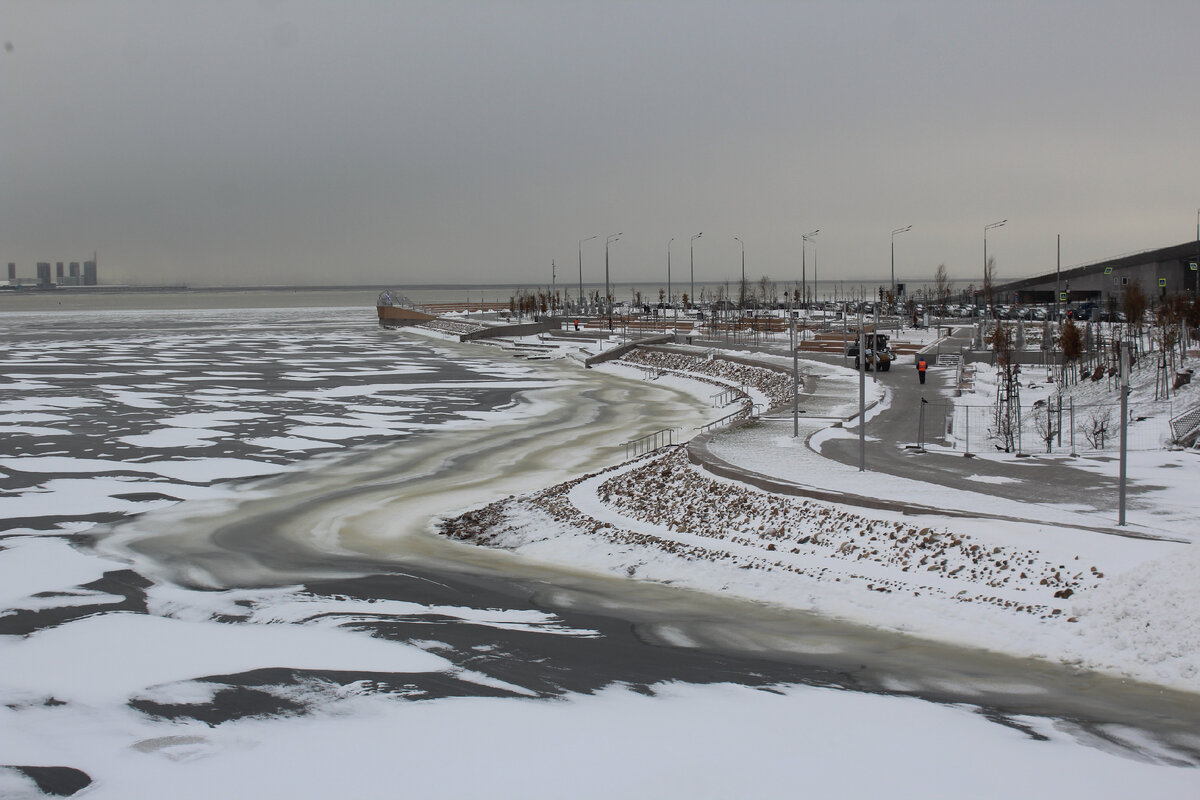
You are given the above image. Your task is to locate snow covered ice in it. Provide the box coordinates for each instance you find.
[2,307,1199,798]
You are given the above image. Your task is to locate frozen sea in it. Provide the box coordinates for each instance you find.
[1,302,1198,798]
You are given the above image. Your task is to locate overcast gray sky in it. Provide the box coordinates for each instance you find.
[3,0,1198,289]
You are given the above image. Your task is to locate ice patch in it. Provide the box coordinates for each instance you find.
[0,612,452,706]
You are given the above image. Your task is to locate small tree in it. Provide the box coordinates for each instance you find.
[1083,407,1112,450]
[990,323,1020,452]
[1058,318,1083,385]
[757,275,774,307]
[934,263,951,318]
[1032,400,1057,453]
[1154,298,1182,400]
[1123,281,1148,344]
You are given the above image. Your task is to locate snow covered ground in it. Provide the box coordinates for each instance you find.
[3,308,1199,797]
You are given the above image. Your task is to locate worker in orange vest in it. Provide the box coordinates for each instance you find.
[916,356,928,384]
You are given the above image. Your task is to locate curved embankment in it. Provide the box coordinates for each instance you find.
[436,345,1200,695]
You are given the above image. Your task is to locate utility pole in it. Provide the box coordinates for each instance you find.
[802,230,818,309]
[605,233,621,328]
[858,324,866,472]
[1118,341,1129,525]
[791,301,799,437]
[890,225,912,301]
[667,238,674,325]
[1055,234,1061,323]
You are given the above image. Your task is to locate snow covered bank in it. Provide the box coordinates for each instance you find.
[437,445,1198,692]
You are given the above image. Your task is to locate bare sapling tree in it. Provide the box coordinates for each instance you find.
[1154,297,1182,400]
[1032,399,1057,453]
[934,263,951,320]
[1083,406,1113,450]
[758,275,774,307]
[990,322,1020,452]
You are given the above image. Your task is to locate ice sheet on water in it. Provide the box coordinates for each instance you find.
[0,456,294,483]
[0,612,452,706]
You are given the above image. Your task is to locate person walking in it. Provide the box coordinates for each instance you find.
[916,355,928,385]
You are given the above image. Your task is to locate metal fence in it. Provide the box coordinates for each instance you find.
[920,399,1179,455]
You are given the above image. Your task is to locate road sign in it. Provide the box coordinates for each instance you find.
[1190,262,1198,271]
[1158,278,1167,287]
[1104,266,1113,274]
[1059,291,1068,301]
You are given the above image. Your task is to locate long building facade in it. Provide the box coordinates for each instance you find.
[995,241,1200,306]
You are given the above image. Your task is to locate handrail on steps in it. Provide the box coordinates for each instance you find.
[622,427,683,459]
[696,400,760,434]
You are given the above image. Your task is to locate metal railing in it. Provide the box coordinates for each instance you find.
[638,365,665,381]
[1169,402,1200,444]
[696,400,759,434]
[711,386,743,407]
[623,427,683,459]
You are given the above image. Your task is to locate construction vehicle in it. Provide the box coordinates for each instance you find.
[846,332,894,371]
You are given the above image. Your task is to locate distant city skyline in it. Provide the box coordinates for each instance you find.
[3,1,1197,289]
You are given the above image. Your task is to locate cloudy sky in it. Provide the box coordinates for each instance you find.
[3,1,1198,290]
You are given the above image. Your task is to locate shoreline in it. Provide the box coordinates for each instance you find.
[430,336,1200,694]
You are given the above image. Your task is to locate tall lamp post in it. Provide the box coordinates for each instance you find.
[890,225,912,302]
[734,236,745,310]
[801,231,820,309]
[689,232,703,310]
[578,235,597,310]
[984,219,1007,315]
[667,238,675,323]
[605,233,621,327]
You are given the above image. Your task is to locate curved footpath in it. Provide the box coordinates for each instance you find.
[684,329,1190,543]
[687,432,1183,542]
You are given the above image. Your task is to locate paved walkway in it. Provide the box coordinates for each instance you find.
[679,328,1183,542]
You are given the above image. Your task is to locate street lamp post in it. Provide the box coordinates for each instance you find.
[689,232,703,310]
[605,233,621,328]
[802,229,818,308]
[984,219,1007,316]
[890,225,912,302]
[667,238,674,324]
[734,236,745,311]
[578,235,597,310]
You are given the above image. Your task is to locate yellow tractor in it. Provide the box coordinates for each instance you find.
[847,332,894,371]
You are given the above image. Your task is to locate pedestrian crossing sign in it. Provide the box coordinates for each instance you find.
[1104,266,1113,274]
[1191,262,1198,271]
[1158,278,1167,287]
[1059,291,1067,301]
